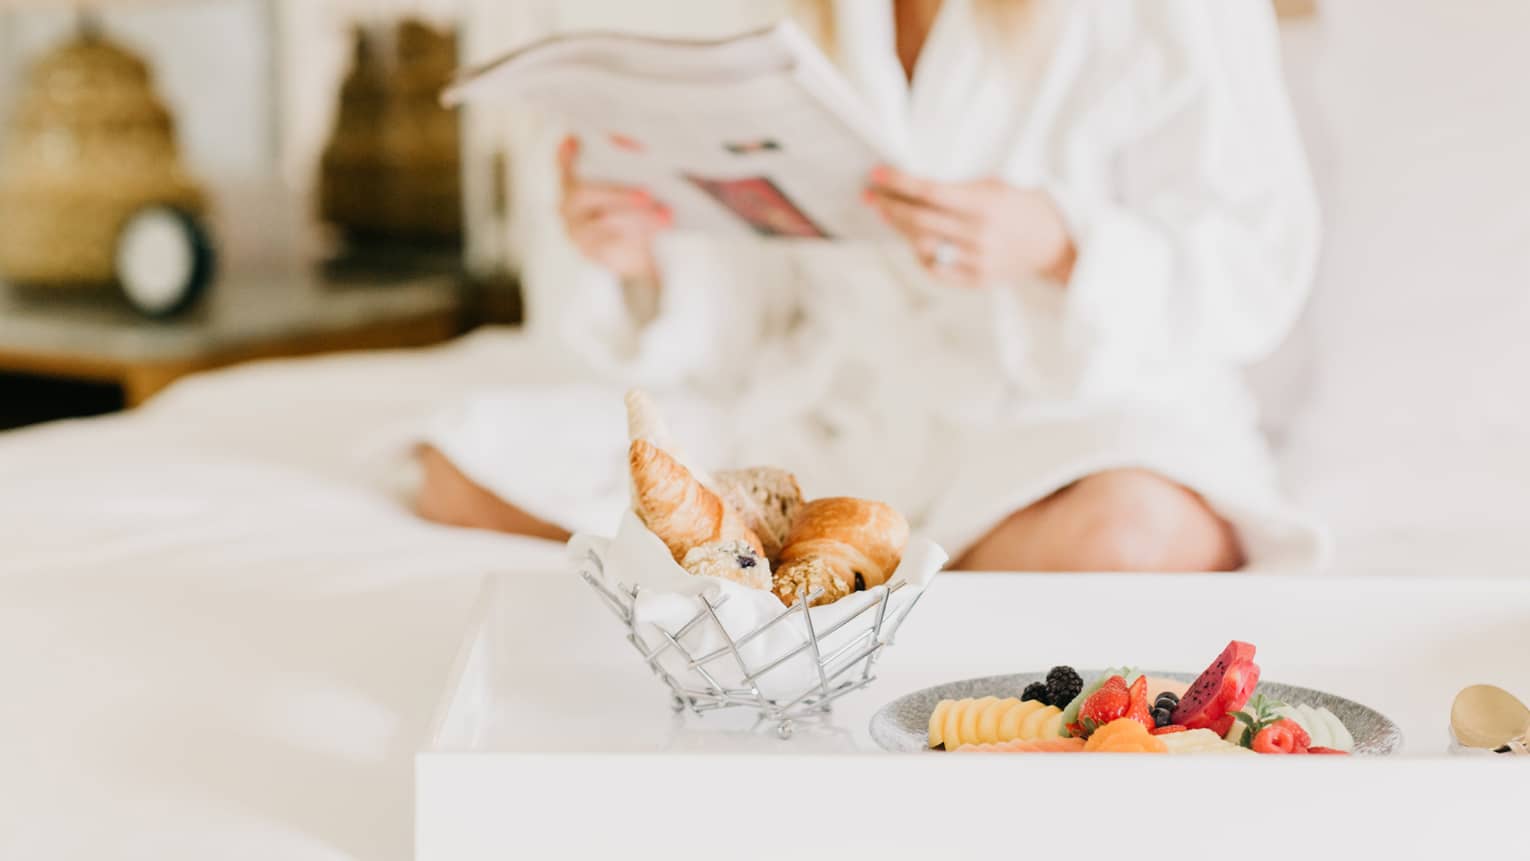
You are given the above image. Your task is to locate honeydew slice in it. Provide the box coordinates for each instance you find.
[1294,704,1332,748]
[1320,707,1355,751]
[998,699,1044,741]
[928,700,955,748]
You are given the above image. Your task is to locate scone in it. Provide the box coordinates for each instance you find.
[714,467,803,561]
[682,539,772,592]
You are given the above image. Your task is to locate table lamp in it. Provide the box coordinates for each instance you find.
[0,4,214,318]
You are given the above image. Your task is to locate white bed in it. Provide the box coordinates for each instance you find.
[2,3,1528,859]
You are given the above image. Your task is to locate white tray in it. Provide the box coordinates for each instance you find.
[418,570,1530,858]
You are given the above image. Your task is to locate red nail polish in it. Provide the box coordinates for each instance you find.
[870,166,889,183]
[861,189,876,204]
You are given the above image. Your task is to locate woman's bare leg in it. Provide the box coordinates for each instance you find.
[954,468,1244,572]
[414,445,571,541]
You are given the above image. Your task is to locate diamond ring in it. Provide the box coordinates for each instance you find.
[931,240,958,269]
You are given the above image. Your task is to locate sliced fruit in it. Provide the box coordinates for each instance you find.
[1252,720,1302,754]
[1071,675,1132,737]
[928,699,955,748]
[972,697,1010,745]
[955,736,1087,753]
[1293,704,1331,748]
[1151,725,1189,735]
[1171,641,1260,736]
[1125,675,1154,729]
[1020,705,1062,739]
[1323,708,1355,752]
[1083,718,1167,753]
[998,699,1045,741]
[1307,746,1350,755]
[958,696,998,747]
[1159,728,1257,755]
[1059,667,1141,735]
[1040,709,1066,739]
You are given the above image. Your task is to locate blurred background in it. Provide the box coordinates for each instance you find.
[0,0,1527,565]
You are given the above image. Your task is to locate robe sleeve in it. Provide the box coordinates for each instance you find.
[1048,0,1320,395]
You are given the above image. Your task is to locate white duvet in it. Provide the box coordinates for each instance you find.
[0,331,565,861]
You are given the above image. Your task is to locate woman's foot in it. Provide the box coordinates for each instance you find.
[415,445,571,542]
[955,468,1244,572]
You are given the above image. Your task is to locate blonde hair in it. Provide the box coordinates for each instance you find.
[791,0,1037,59]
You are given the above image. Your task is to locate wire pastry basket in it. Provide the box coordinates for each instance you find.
[577,547,927,739]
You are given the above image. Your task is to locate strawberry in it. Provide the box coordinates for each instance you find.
[1125,675,1154,729]
[1307,747,1350,755]
[1274,718,1311,753]
[1251,721,1301,754]
[1150,725,1189,735]
[1067,675,1130,737]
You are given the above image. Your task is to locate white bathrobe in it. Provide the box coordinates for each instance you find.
[427,0,1329,568]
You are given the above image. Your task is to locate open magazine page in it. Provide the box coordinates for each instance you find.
[446,23,900,241]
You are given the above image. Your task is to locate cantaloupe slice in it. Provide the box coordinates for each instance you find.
[1019,705,1059,739]
[977,698,1019,744]
[928,700,955,748]
[998,699,1044,740]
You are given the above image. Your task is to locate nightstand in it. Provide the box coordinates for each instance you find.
[0,271,462,411]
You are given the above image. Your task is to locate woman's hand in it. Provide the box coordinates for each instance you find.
[558,135,672,281]
[863,165,1077,286]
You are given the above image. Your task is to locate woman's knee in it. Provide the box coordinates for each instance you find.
[1060,470,1242,572]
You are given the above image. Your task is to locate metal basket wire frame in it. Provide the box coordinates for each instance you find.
[578,548,926,738]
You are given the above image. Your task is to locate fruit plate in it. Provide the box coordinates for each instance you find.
[868,671,1404,755]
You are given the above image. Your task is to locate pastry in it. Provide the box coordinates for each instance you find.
[624,389,671,448]
[770,556,850,607]
[714,467,803,560]
[681,539,771,591]
[773,497,909,607]
[629,439,765,563]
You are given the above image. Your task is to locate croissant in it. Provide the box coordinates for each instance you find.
[624,389,670,448]
[773,497,909,607]
[629,439,765,563]
[714,467,803,561]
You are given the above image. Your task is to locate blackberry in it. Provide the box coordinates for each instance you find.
[1152,707,1174,728]
[1021,681,1051,705]
[1155,692,1180,712]
[1045,666,1083,707]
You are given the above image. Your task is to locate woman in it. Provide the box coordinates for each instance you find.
[417,0,1326,571]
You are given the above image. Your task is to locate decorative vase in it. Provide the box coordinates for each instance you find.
[318,19,462,246]
[0,32,205,286]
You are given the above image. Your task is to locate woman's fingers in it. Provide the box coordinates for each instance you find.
[557,135,580,192]
[865,190,977,249]
[563,184,660,226]
[866,165,981,215]
[909,233,984,284]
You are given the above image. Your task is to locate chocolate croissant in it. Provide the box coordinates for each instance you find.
[629,439,765,563]
[773,497,910,607]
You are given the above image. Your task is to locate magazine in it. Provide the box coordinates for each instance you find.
[444,22,904,241]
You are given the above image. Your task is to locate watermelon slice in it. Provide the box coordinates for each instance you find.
[1171,641,1260,736]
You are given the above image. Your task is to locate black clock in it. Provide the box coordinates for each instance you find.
[113,206,216,318]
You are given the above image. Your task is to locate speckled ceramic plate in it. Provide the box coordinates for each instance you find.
[869,671,1403,755]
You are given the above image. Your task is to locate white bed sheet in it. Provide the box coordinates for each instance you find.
[0,330,571,861]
